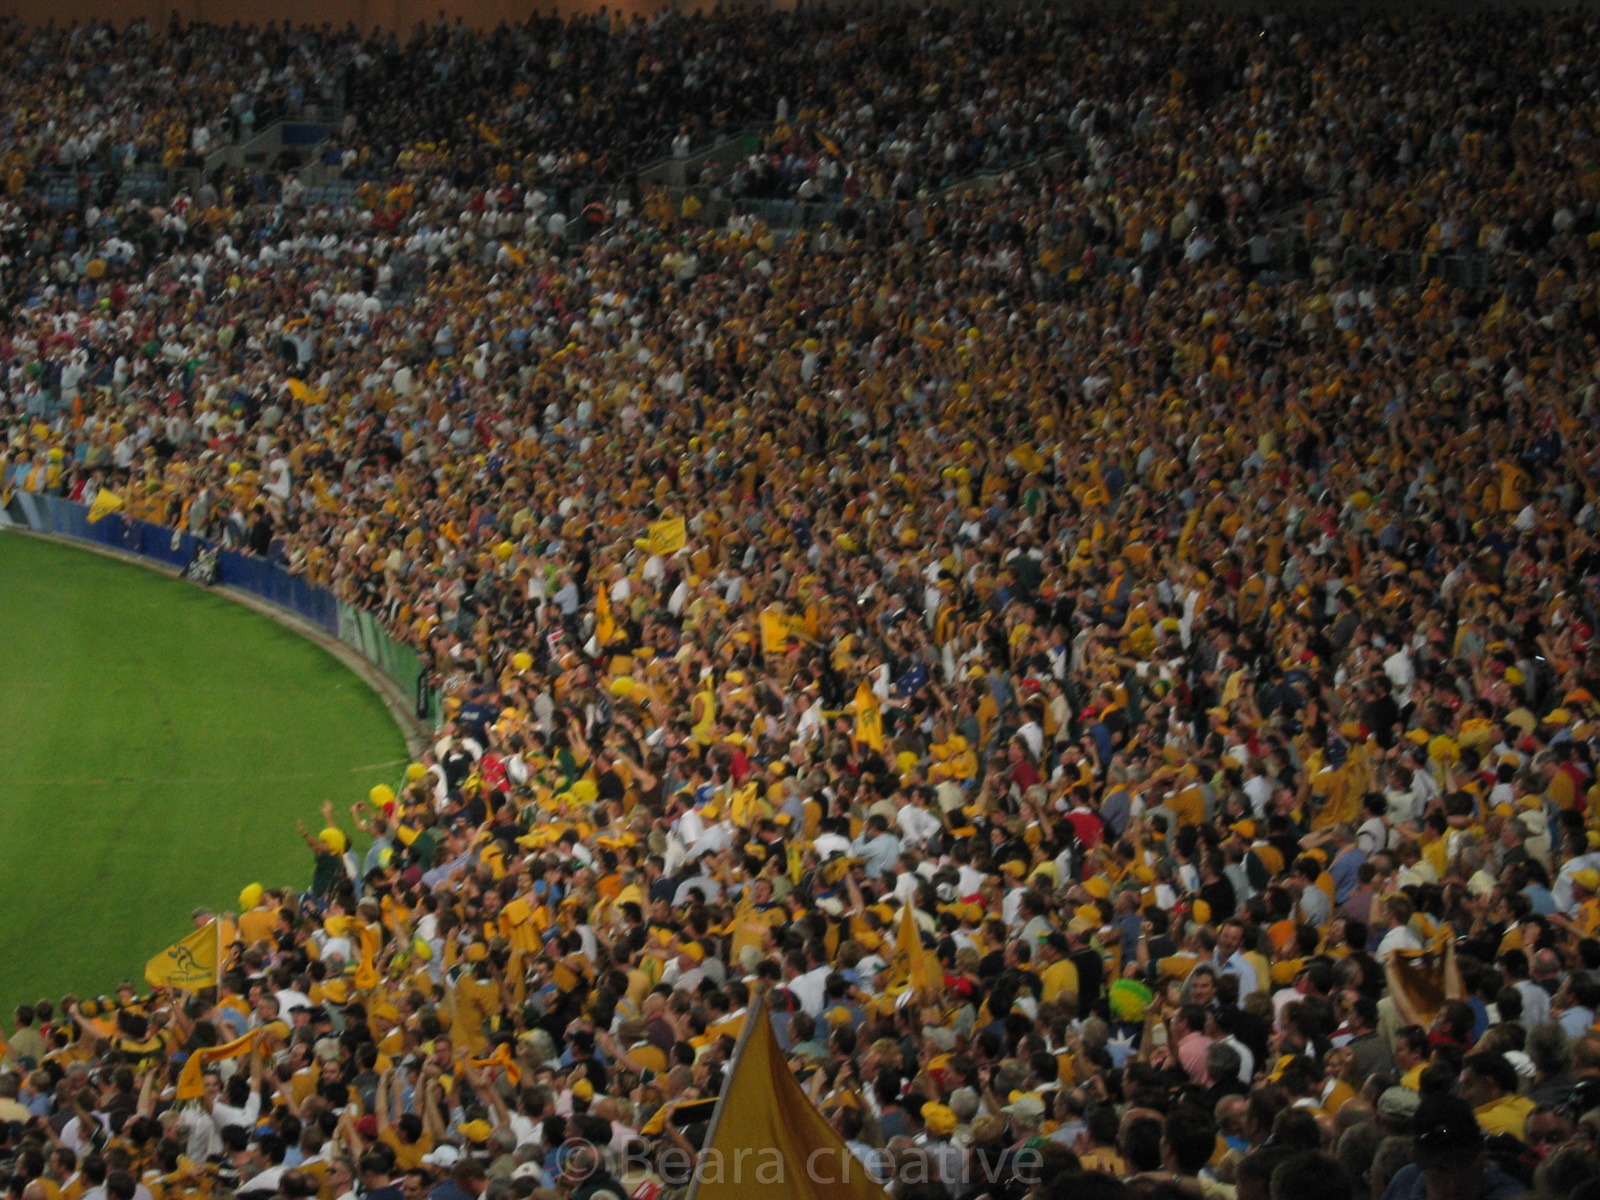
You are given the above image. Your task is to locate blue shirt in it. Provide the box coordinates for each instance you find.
[851,831,903,879]
[1559,1006,1595,1039]
[1329,846,1366,904]
[1524,883,1557,916]
[1382,1162,1525,1200]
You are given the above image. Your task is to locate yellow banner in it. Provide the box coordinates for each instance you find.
[177,1028,258,1100]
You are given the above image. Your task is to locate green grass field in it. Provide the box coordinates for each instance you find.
[0,532,407,1013]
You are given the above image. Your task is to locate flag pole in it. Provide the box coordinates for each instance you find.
[215,916,223,993]
[683,991,766,1200]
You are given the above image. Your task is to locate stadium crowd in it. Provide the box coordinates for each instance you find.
[7,4,1600,1200]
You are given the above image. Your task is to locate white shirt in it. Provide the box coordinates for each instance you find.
[794,705,824,746]
[1554,852,1600,910]
[1375,925,1423,964]
[896,804,942,847]
[1383,647,1415,702]
[214,1092,262,1131]
[237,1167,286,1196]
[789,965,831,1017]
[814,832,852,860]
[1016,720,1044,760]
[178,1105,221,1161]
[1357,816,1390,856]
[1224,1034,1255,1084]
[1243,773,1274,816]
[1514,979,1551,1027]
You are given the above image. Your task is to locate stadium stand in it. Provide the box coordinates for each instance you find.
[5,3,1600,1200]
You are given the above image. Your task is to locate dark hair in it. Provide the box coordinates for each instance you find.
[1270,1107,1322,1150]
[1041,1172,1136,1200]
[1238,1146,1299,1191]
[1463,1051,1517,1096]
[1270,1152,1355,1200]
[1164,1105,1218,1175]
[1123,1115,1165,1173]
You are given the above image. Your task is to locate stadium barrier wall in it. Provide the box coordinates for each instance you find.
[3,491,439,727]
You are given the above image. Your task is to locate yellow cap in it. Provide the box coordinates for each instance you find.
[921,1103,958,1136]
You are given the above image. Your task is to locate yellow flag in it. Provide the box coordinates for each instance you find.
[145,920,219,991]
[648,517,687,556]
[1176,508,1201,560]
[729,782,762,828]
[467,1042,523,1087]
[353,923,381,991]
[760,609,808,654]
[177,1028,258,1101]
[86,489,124,524]
[595,584,617,648]
[1384,930,1463,1027]
[853,680,884,753]
[787,844,805,886]
[1013,443,1045,474]
[894,904,943,1003]
[688,995,891,1200]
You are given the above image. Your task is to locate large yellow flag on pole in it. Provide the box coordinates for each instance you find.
[146,920,220,991]
[686,994,891,1200]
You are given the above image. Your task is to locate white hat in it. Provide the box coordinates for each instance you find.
[421,1145,462,1169]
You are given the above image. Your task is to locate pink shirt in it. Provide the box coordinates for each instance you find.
[1177,1030,1213,1086]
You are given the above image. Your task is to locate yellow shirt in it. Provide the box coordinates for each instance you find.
[379,1128,434,1172]
[1040,958,1081,1004]
[1474,1094,1535,1139]
[452,974,501,1055]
